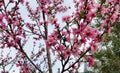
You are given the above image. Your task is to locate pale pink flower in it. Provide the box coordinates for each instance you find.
[90,42,98,54]
[101,23,106,29]
[62,15,71,22]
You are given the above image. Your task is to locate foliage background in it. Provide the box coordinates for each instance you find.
[93,22,120,73]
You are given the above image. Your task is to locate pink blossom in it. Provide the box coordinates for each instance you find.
[16,61,22,67]
[10,0,14,3]
[72,65,77,70]
[0,0,119,72]
[38,0,48,5]
[80,38,86,44]
[101,19,109,28]
[56,45,65,51]
[51,18,58,25]
[93,3,100,9]
[65,49,71,56]
[86,10,96,21]
[0,2,3,7]
[72,28,80,35]
[110,14,117,23]
[62,15,71,22]
[66,37,70,43]
[0,14,4,22]
[101,23,106,29]
[101,37,105,42]
[63,49,71,60]
[108,27,112,34]
[90,42,98,54]
[46,37,57,47]
[101,7,110,16]
[46,32,58,47]
[62,31,68,36]
[0,22,6,29]
[72,45,79,56]
[79,22,85,31]
[84,27,95,39]
[86,56,94,67]
[55,23,60,28]
[20,0,24,4]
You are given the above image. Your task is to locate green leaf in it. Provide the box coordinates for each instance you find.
[79,11,85,18]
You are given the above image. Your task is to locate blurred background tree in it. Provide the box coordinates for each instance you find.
[93,22,120,73]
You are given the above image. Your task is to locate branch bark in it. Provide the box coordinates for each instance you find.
[42,11,53,73]
[18,41,43,73]
[63,48,90,72]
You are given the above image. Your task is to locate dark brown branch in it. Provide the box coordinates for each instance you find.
[18,41,43,73]
[42,11,53,73]
[63,48,90,72]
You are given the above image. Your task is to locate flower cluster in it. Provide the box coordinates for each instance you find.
[0,0,120,73]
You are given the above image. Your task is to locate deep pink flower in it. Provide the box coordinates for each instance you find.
[10,0,14,3]
[62,15,71,22]
[20,0,24,4]
[84,27,95,39]
[72,28,80,35]
[72,65,77,70]
[57,45,65,51]
[72,45,79,56]
[46,37,57,47]
[65,49,71,56]
[0,22,6,29]
[0,0,119,72]
[0,14,4,22]
[86,10,96,21]
[110,14,117,24]
[46,32,58,47]
[80,38,86,44]
[63,49,71,60]
[0,2,3,7]
[79,22,85,31]
[86,56,94,67]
